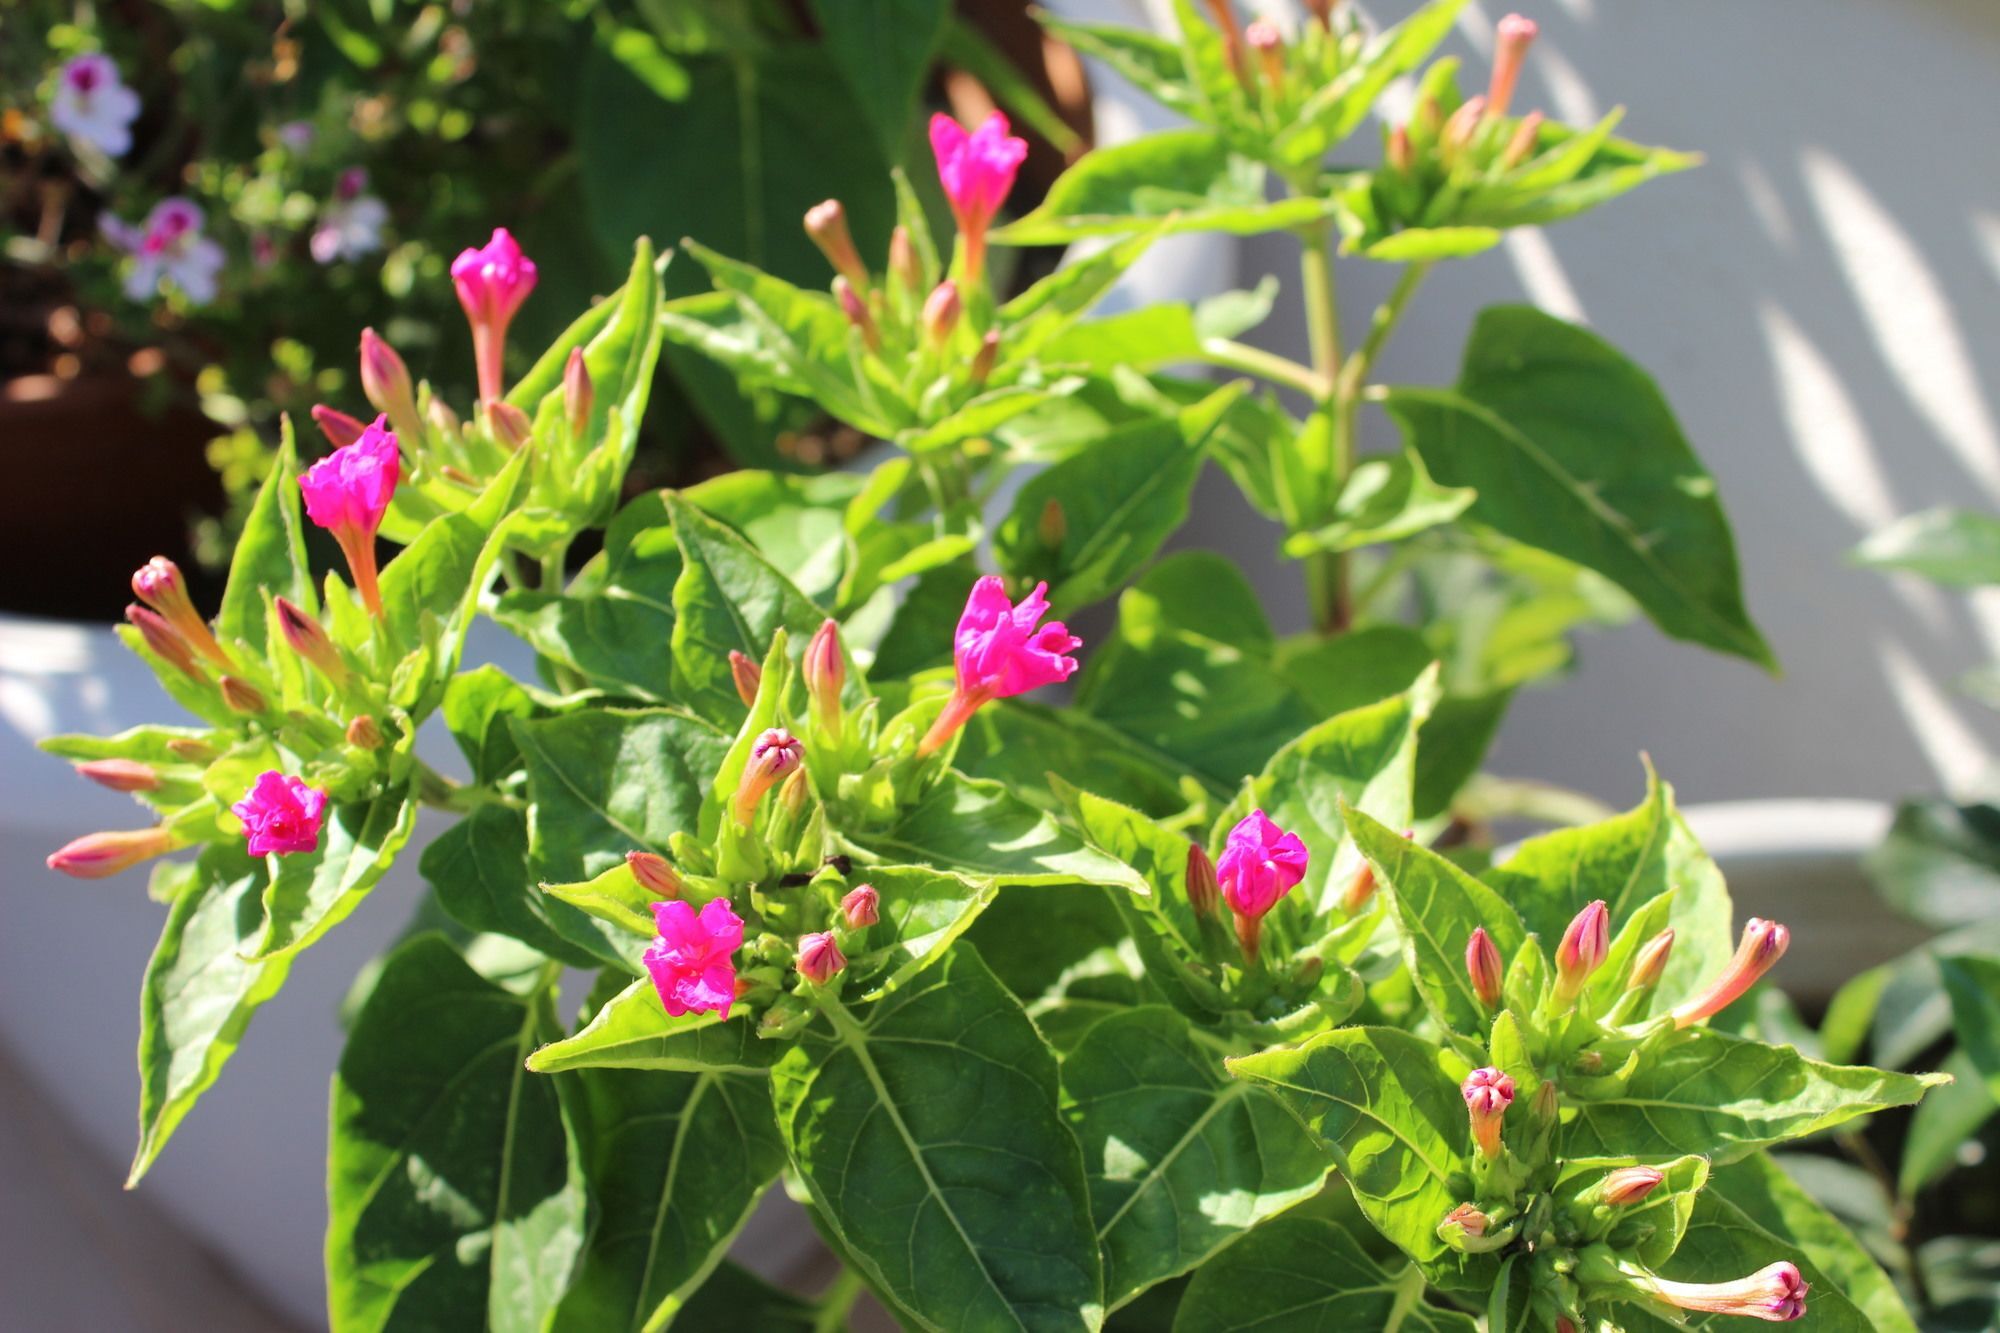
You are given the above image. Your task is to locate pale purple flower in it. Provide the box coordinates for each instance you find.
[310,168,387,264]
[49,54,140,158]
[104,198,225,306]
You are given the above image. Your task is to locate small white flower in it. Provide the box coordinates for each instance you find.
[48,54,140,159]
[310,167,387,265]
[105,198,226,306]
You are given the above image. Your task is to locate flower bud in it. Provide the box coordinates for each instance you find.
[219,675,268,716]
[275,596,348,687]
[1627,928,1674,992]
[345,715,383,749]
[1599,1166,1665,1207]
[76,758,161,793]
[1500,109,1544,169]
[777,766,810,821]
[1643,1261,1808,1321]
[486,399,532,450]
[126,604,203,680]
[563,346,593,441]
[1442,1201,1487,1239]
[1439,95,1488,165]
[805,619,845,740]
[923,280,961,348]
[733,727,804,826]
[1553,899,1610,1004]
[971,330,1001,384]
[1437,1201,1516,1253]
[427,396,462,440]
[311,403,368,450]
[163,736,216,763]
[728,650,762,707]
[359,327,422,444]
[1199,0,1251,89]
[627,850,684,898]
[834,277,880,353]
[797,930,846,985]
[889,225,922,298]
[1486,14,1539,117]
[1186,842,1221,918]
[804,200,870,293]
[1386,124,1415,175]
[132,556,231,668]
[1466,926,1504,1010]
[1671,918,1790,1029]
[841,883,880,930]
[1037,498,1066,550]
[46,826,176,879]
[1462,1067,1515,1160]
[1340,861,1377,914]
[1245,19,1285,93]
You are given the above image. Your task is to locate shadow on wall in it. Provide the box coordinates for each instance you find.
[1183,0,2000,809]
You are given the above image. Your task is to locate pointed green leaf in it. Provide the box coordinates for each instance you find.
[218,423,312,652]
[1172,1215,1477,1332]
[251,787,417,961]
[528,978,777,1076]
[1855,507,2000,587]
[423,803,631,969]
[810,0,950,159]
[850,770,1147,892]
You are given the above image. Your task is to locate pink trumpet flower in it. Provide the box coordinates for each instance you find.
[929,111,1027,282]
[644,898,744,1019]
[451,227,537,402]
[232,771,329,857]
[918,577,1080,757]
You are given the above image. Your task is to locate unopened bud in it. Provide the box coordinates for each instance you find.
[132,556,230,668]
[797,930,847,985]
[126,604,203,680]
[834,277,880,353]
[1462,1067,1515,1160]
[1037,498,1066,550]
[922,281,961,347]
[1487,13,1539,117]
[1500,109,1544,169]
[1671,918,1790,1029]
[888,225,922,298]
[1628,928,1674,992]
[275,596,348,687]
[486,400,532,450]
[733,727,804,826]
[345,715,383,749]
[728,650,762,707]
[311,403,367,449]
[1466,926,1504,1010]
[1440,96,1488,165]
[804,200,870,293]
[1387,124,1415,175]
[841,883,880,930]
[1200,0,1251,90]
[1245,19,1285,94]
[563,347,593,440]
[805,619,845,740]
[427,396,461,439]
[1414,94,1443,142]
[971,330,1001,384]
[1437,1201,1515,1252]
[163,736,217,763]
[1599,1166,1665,1207]
[46,826,176,879]
[1340,861,1377,914]
[219,676,268,716]
[359,328,422,443]
[1553,899,1610,1005]
[626,850,683,898]
[778,765,810,820]
[1186,843,1220,917]
[76,758,161,793]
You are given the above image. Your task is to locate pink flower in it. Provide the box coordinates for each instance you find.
[929,111,1027,281]
[1462,1067,1515,1160]
[103,197,224,306]
[1672,918,1790,1029]
[46,827,175,879]
[797,931,846,985]
[1466,926,1504,1010]
[131,556,231,668]
[75,758,161,793]
[644,898,744,1019]
[1217,810,1309,919]
[918,577,1081,756]
[451,227,537,402]
[1647,1261,1808,1322]
[840,884,880,930]
[311,168,387,265]
[50,53,140,158]
[1599,1166,1665,1207]
[1486,14,1540,117]
[1186,843,1220,918]
[627,850,683,898]
[1553,899,1610,1004]
[299,414,399,616]
[232,771,329,857]
[359,328,421,444]
[732,728,804,826]
[805,619,845,740]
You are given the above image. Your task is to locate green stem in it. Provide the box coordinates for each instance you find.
[813,1267,866,1333]
[413,760,501,815]
[540,541,569,594]
[1297,221,1350,634]
[1337,261,1431,405]
[1197,338,1329,400]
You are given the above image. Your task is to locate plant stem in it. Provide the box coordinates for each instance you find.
[1198,338,1329,400]
[813,1267,866,1333]
[1297,220,1350,634]
[1337,261,1431,405]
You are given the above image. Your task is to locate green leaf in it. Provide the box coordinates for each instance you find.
[954,700,1197,818]
[1566,1026,1946,1162]
[844,864,1000,1000]
[1172,1215,1477,1332]
[1275,625,1434,719]
[1281,451,1475,557]
[528,978,776,1076]
[1864,798,2000,930]
[850,770,1147,892]
[326,937,586,1333]
[250,788,417,962]
[993,129,1337,245]
[1063,1007,1329,1309]
[1855,508,2000,587]
[1354,226,1503,262]
[773,946,1103,1330]
[1385,306,1773,669]
[550,1069,784,1333]
[1348,807,1524,1040]
[1228,1027,1493,1291]
[1899,1048,1996,1197]
[809,0,949,159]
[378,449,528,688]
[423,804,629,969]
[683,468,867,608]
[130,845,291,1184]
[671,1262,820,1330]
[1031,15,1195,117]
[218,424,312,653]
[1269,0,1472,167]
[440,665,553,787]
[1940,954,2000,1098]
[514,707,732,881]
[902,385,1063,455]
[1036,305,1204,372]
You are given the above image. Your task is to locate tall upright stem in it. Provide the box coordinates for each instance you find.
[1298,221,1350,633]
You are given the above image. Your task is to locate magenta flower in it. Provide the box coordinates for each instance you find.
[50,53,140,158]
[232,771,329,857]
[918,577,1080,756]
[1466,926,1504,1010]
[643,898,744,1019]
[299,414,399,616]
[797,931,847,986]
[1646,1261,1808,1322]
[132,555,231,669]
[1217,810,1310,919]
[929,111,1027,281]
[103,198,224,306]
[1462,1067,1515,1160]
[732,728,804,826]
[840,884,879,930]
[1671,918,1790,1029]
[451,227,538,402]
[1553,898,1610,1004]
[46,827,175,879]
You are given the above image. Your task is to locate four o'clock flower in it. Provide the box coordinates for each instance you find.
[804,200,869,293]
[1217,809,1309,963]
[132,556,231,669]
[1185,842,1220,919]
[311,168,388,265]
[1462,1066,1515,1160]
[1628,927,1675,993]
[840,884,880,930]
[359,328,422,445]
[627,850,684,898]
[1466,926,1504,1010]
[1671,918,1790,1028]
[1487,14,1540,118]
[103,198,225,306]
[299,414,400,617]
[922,281,961,349]
[46,826,177,879]
[563,348,593,441]
[275,596,349,688]
[728,651,762,708]
[75,758,161,793]
[919,577,1081,757]
[49,54,141,158]
[1553,899,1610,1005]
[805,619,845,742]
[1597,1166,1665,1207]
[1643,1261,1808,1322]
[451,227,538,402]
[733,728,804,827]
[311,403,368,450]
[797,931,846,986]
[643,898,744,1019]
[125,603,203,680]
[928,111,1027,282]
[232,771,329,856]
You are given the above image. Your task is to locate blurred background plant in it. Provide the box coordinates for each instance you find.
[1,0,1084,620]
